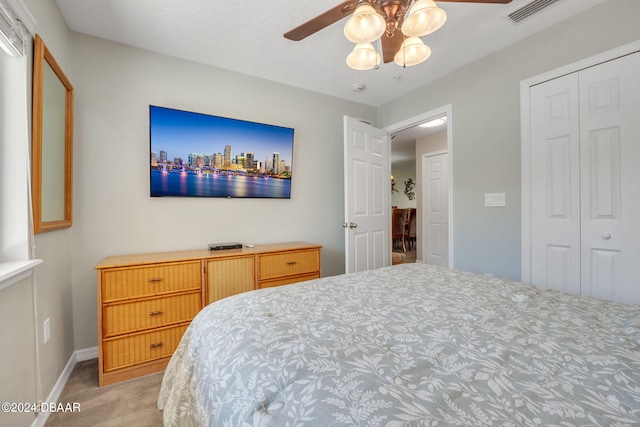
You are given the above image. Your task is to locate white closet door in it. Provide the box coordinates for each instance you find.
[530,74,581,294]
[579,52,640,304]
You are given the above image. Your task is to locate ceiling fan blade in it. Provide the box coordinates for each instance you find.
[381,31,404,64]
[435,0,512,3]
[284,1,357,41]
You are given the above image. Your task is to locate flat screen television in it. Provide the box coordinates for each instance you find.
[149,105,294,199]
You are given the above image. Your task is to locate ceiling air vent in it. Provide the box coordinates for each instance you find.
[507,0,561,24]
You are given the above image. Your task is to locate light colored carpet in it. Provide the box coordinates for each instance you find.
[45,359,164,427]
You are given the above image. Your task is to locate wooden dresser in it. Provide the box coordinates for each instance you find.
[96,242,321,386]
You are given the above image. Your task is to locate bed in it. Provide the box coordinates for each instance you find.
[158,263,640,426]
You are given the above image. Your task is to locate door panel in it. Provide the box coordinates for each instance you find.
[530,73,581,294]
[587,128,620,219]
[587,249,620,301]
[353,233,369,273]
[546,136,572,219]
[344,116,390,273]
[353,159,368,216]
[422,153,449,267]
[579,52,640,304]
[545,245,572,292]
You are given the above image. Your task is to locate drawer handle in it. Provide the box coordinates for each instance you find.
[150,342,164,349]
[286,261,297,265]
[149,310,164,316]
[149,277,163,282]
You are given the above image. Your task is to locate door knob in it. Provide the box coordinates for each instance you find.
[349,222,358,229]
[601,232,612,240]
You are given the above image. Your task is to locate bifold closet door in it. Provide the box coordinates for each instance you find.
[578,52,640,304]
[530,73,581,295]
[530,51,640,304]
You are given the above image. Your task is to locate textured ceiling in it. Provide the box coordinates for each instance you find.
[56,0,606,107]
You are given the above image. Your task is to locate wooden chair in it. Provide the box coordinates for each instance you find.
[392,208,408,252]
[406,208,417,250]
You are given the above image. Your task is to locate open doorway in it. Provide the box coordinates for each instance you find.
[387,106,452,267]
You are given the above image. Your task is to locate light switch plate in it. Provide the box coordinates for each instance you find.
[485,193,506,207]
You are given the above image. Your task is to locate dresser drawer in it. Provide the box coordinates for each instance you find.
[102,261,201,302]
[259,272,320,289]
[103,323,188,372]
[258,249,320,281]
[102,292,201,338]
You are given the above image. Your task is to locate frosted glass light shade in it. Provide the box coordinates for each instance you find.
[344,3,386,43]
[394,37,431,67]
[346,43,381,70]
[401,0,447,37]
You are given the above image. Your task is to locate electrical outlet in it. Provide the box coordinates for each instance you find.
[44,318,51,344]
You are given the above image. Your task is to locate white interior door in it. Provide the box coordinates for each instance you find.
[344,116,390,273]
[579,52,640,303]
[422,152,449,266]
[528,51,640,304]
[529,73,582,294]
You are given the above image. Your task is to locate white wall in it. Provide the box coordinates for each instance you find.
[377,0,640,280]
[0,277,37,426]
[69,33,376,349]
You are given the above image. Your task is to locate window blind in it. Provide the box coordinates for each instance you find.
[0,2,26,57]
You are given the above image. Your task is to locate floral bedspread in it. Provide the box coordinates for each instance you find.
[158,263,640,426]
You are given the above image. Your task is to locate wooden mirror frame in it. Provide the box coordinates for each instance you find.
[32,34,74,234]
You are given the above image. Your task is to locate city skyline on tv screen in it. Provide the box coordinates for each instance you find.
[149,105,294,198]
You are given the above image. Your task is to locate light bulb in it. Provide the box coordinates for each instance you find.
[344,3,386,44]
[346,43,381,70]
[394,37,431,67]
[401,0,447,37]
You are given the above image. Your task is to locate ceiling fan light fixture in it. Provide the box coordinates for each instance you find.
[394,37,431,67]
[344,3,386,43]
[285,0,513,71]
[347,42,381,70]
[401,0,447,37]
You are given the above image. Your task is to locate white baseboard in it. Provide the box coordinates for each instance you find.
[74,346,99,362]
[31,346,98,427]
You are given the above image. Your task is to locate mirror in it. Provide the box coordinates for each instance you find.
[32,34,73,233]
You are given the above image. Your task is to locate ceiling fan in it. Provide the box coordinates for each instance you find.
[284,0,512,69]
